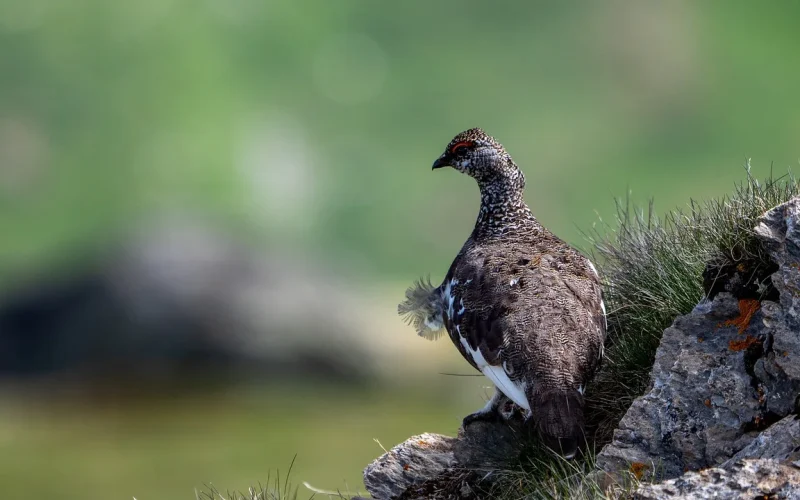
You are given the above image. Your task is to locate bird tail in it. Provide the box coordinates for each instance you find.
[531,389,586,459]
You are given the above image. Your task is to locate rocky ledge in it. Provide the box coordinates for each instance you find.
[362,418,527,499]
[361,196,800,499]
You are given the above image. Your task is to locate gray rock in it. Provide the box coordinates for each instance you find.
[597,196,800,480]
[721,414,800,467]
[755,197,800,380]
[633,459,800,499]
[363,419,524,499]
[595,293,769,479]
[363,433,459,500]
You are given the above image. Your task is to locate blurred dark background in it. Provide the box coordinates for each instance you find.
[0,0,798,498]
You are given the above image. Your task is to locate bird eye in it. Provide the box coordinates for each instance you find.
[450,141,473,155]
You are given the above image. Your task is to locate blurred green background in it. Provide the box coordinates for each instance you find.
[0,0,798,498]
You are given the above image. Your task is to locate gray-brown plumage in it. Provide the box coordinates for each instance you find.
[399,128,606,458]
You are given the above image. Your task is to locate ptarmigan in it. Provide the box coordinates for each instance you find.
[399,128,606,458]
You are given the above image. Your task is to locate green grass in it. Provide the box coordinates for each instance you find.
[0,383,480,500]
[480,442,606,500]
[194,457,315,500]
[485,169,799,499]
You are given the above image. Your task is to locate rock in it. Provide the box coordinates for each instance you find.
[633,459,800,499]
[363,433,459,500]
[755,197,800,380]
[595,293,773,479]
[721,414,800,467]
[597,195,800,480]
[363,419,525,499]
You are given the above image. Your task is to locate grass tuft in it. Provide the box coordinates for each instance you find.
[195,456,317,500]
[483,442,625,500]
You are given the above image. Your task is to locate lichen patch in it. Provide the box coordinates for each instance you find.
[728,335,758,351]
[719,299,761,334]
[629,462,649,480]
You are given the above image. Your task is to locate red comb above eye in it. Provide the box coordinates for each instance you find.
[450,141,473,154]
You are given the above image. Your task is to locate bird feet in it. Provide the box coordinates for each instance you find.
[499,399,525,421]
[461,408,499,428]
[461,391,502,429]
[461,391,517,429]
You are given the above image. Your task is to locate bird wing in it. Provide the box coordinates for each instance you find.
[442,244,531,410]
[494,242,605,391]
[444,240,605,405]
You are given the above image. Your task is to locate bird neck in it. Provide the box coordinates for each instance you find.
[473,176,538,238]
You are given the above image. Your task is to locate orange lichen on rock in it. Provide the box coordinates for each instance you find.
[719,299,761,334]
[729,335,758,351]
[630,462,648,480]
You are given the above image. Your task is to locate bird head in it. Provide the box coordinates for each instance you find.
[432,128,523,189]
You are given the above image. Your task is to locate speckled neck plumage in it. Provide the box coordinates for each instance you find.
[473,162,541,240]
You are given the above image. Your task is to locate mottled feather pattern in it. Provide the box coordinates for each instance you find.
[400,128,606,457]
[445,238,604,389]
[397,276,445,340]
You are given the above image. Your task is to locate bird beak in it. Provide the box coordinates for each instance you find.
[432,156,450,170]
